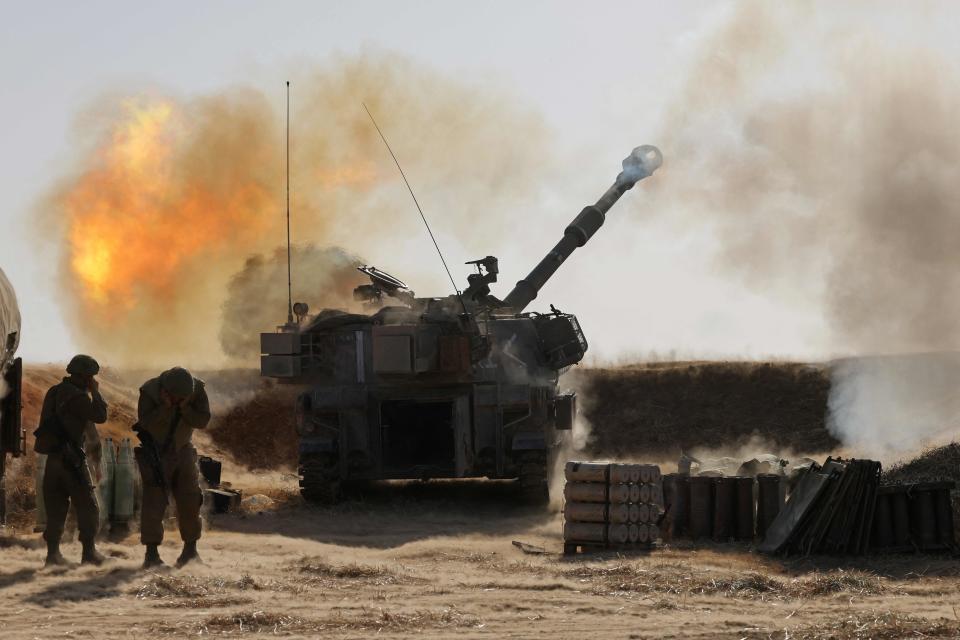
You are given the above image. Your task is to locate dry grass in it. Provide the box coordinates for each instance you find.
[747,612,960,639]
[155,607,481,635]
[561,562,889,600]
[293,555,420,585]
[571,361,837,459]
[134,573,264,600]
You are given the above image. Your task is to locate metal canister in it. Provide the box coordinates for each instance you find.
[669,474,691,538]
[34,453,47,532]
[909,487,938,549]
[608,503,630,524]
[629,483,641,503]
[756,474,782,540]
[637,503,651,524]
[112,438,137,525]
[607,523,630,545]
[639,484,652,503]
[636,524,650,543]
[608,464,633,485]
[712,477,736,541]
[871,490,894,550]
[565,502,608,523]
[97,438,116,532]
[628,503,641,523]
[734,476,755,541]
[564,482,608,503]
[564,521,607,543]
[890,489,911,548]
[608,484,631,504]
[933,485,955,547]
[565,461,609,483]
[688,476,714,539]
[628,523,640,543]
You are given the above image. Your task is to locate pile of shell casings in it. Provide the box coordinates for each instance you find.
[563,461,663,552]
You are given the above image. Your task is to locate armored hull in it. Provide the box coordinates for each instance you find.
[260,145,662,503]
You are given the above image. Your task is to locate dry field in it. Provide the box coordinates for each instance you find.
[2,479,960,640]
[2,363,958,639]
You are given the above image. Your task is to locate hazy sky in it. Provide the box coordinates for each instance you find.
[2,1,953,365]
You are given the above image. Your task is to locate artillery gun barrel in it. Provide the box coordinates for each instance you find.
[502,145,662,312]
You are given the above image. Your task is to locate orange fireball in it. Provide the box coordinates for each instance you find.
[61,99,275,319]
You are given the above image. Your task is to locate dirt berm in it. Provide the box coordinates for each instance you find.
[567,361,837,460]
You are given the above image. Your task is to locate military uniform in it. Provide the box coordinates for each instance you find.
[35,355,108,565]
[135,367,210,567]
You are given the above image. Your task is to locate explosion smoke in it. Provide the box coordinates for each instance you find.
[644,1,960,456]
[220,245,363,361]
[39,54,552,367]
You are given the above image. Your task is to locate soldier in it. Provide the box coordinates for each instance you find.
[34,354,108,566]
[134,366,210,568]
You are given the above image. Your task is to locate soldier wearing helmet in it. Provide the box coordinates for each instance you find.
[34,354,108,566]
[133,366,210,568]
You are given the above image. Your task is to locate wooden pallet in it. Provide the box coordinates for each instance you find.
[563,541,657,556]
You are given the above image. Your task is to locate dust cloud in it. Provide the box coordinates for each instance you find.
[644,1,960,455]
[37,53,553,368]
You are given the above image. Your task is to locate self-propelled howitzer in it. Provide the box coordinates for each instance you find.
[259,145,662,504]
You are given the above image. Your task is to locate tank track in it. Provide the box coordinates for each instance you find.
[518,451,550,505]
[299,453,341,505]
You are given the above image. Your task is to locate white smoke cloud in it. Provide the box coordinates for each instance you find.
[827,354,960,460]
[643,1,960,456]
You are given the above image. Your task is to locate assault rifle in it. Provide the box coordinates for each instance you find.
[133,424,168,494]
[46,416,92,490]
[132,407,180,494]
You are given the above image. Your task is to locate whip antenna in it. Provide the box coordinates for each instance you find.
[362,103,466,313]
[285,81,294,324]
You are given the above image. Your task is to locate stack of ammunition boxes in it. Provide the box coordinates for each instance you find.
[563,461,663,554]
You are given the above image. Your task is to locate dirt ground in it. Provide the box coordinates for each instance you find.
[3,363,959,639]
[2,479,960,640]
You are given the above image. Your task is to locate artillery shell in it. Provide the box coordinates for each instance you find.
[564,521,607,543]
[628,524,640,543]
[639,465,652,483]
[565,461,609,483]
[639,484,651,503]
[607,523,630,544]
[636,524,650,543]
[629,484,641,503]
[564,482,608,503]
[565,502,608,523]
[639,464,662,484]
[608,484,631,504]
[649,484,664,506]
[637,503,651,523]
[609,503,630,524]
[609,464,632,485]
[628,465,642,484]
[628,503,641,523]
[648,523,660,541]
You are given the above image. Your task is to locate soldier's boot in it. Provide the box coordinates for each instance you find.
[81,541,107,566]
[175,541,201,568]
[142,544,165,569]
[44,541,69,567]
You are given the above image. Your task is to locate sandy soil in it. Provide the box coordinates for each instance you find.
[2,479,959,640]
